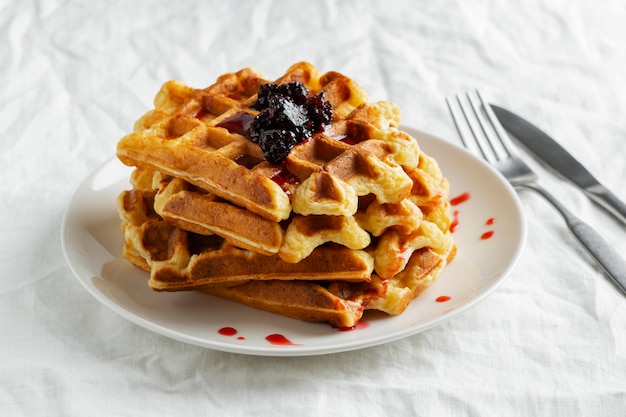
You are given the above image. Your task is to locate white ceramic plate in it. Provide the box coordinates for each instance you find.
[61,128,525,356]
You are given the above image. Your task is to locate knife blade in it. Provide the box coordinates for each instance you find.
[490,104,626,226]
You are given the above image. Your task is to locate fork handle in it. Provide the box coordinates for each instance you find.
[518,183,626,296]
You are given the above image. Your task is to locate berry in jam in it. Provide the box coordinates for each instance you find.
[267,96,308,133]
[258,129,298,164]
[247,81,333,164]
[253,82,309,110]
[306,93,332,131]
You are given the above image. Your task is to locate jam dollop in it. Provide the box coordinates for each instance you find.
[247,82,332,164]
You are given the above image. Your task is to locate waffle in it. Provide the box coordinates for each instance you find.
[115,62,456,327]
[117,62,373,224]
[118,171,375,292]
[152,171,285,256]
[203,281,365,328]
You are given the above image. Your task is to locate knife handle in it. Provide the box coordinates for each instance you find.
[584,185,626,226]
[520,184,626,295]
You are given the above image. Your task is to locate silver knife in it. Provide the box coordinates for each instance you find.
[490,104,626,226]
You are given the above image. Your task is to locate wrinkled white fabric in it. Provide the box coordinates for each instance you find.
[1,0,625,415]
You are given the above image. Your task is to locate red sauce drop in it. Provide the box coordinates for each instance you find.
[218,327,238,336]
[237,336,246,341]
[486,217,495,225]
[265,333,301,346]
[450,192,471,206]
[481,230,495,240]
[336,321,370,332]
[449,210,460,233]
[215,112,254,136]
[436,295,451,303]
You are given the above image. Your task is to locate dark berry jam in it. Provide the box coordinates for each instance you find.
[247,82,333,164]
[194,108,209,120]
[234,154,264,169]
[271,165,300,187]
[216,112,255,136]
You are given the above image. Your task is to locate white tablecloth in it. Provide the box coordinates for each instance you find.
[2,0,625,415]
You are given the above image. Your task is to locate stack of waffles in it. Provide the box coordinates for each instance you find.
[116,62,456,328]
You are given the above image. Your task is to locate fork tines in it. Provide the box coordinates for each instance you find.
[446,91,514,163]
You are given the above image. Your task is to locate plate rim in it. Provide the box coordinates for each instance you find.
[61,127,526,356]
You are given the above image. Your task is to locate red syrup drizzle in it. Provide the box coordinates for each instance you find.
[480,230,495,240]
[339,136,362,145]
[270,166,300,186]
[336,321,370,332]
[449,210,460,233]
[450,192,470,206]
[194,108,209,120]
[215,112,254,136]
[270,165,301,196]
[218,327,238,336]
[217,326,246,340]
[265,334,301,346]
[234,154,263,169]
[448,192,469,233]
[436,295,451,303]
[480,217,496,240]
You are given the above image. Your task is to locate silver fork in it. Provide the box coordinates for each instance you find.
[446,91,626,295]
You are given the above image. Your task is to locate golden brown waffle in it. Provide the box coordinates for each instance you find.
[203,281,365,329]
[152,171,285,256]
[118,172,375,293]
[115,62,456,327]
[118,62,374,224]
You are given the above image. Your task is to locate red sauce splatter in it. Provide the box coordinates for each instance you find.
[481,230,495,240]
[450,192,471,206]
[486,217,495,225]
[218,327,238,336]
[449,210,460,233]
[237,336,246,341]
[265,333,301,346]
[436,295,451,303]
[337,321,370,332]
